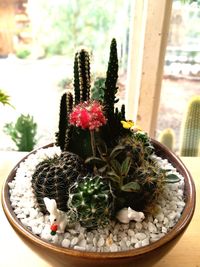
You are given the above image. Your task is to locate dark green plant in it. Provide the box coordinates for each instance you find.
[101,38,128,148]
[4,114,37,151]
[74,49,90,104]
[180,96,200,156]
[32,151,86,213]
[55,92,73,150]
[103,38,119,118]
[68,175,113,229]
[91,77,106,102]
[86,132,179,212]
[158,128,175,151]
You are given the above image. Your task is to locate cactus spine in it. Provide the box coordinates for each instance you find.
[158,128,175,151]
[180,96,200,156]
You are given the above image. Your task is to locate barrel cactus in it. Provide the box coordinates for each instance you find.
[67,175,113,229]
[32,151,85,213]
[180,96,200,156]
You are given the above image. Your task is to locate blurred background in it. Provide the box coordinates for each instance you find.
[0,0,199,155]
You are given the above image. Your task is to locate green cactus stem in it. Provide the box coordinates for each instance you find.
[74,49,90,104]
[180,96,200,156]
[91,76,106,102]
[103,38,119,118]
[158,128,175,151]
[55,92,73,150]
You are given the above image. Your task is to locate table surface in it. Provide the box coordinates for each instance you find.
[0,151,200,267]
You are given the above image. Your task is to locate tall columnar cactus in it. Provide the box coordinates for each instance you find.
[55,92,73,150]
[74,49,90,104]
[180,96,200,156]
[103,38,119,118]
[158,128,175,151]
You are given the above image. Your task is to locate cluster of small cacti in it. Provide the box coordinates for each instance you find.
[32,39,180,230]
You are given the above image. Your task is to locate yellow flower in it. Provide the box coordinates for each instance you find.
[121,120,134,129]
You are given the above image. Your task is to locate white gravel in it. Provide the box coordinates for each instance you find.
[8,146,186,252]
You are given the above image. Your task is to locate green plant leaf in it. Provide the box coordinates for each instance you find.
[85,156,103,165]
[165,174,180,183]
[107,171,121,183]
[110,145,125,159]
[121,157,132,176]
[121,182,141,192]
[110,159,121,175]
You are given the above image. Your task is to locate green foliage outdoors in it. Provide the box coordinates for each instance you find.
[0,89,14,108]
[16,49,31,59]
[4,114,37,151]
[29,0,129,66]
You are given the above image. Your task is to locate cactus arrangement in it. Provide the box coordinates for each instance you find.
[180,96,200,157]
[32,39,180,230]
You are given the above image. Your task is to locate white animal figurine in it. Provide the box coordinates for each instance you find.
[43,197,69,234]
[116,207,145,224]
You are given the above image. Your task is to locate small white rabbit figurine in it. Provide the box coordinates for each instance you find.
[116,207,145,224]
[43,197,69,233]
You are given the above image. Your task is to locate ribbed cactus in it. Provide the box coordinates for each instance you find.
[32,151,86,213]
[103,38,119,118]
[68,175,113,229]
[74,49,90,104]
[55,92,73,150]
[180,96,200,156]
[158,128,175,151]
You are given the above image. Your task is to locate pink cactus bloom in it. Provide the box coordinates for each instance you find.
[69,101,106,130]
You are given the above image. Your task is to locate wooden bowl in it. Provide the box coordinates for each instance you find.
[1,140,196,267]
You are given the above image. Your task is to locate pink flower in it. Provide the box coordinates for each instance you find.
[69,101,106,130]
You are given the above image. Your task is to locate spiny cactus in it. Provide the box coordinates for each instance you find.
[91,76,106,102]
[180,96,200,156]
[68,175,113,229]
[103,38,119,118]
[55,92,73,150]
[86,132,179,213]
[32,151,86,213]
[158,128,175,151]
[74,49,90,104]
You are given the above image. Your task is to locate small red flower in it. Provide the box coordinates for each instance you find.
[69,101,106,130]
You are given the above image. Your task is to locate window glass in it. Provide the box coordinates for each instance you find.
[156,0,200,155]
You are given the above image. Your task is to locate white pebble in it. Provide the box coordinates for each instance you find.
[110,244,118,252]
[135,233,146,241]
[62,239,71,248]
[71,237,79,246]
[141,238,150,246]
[97,237,105,247]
